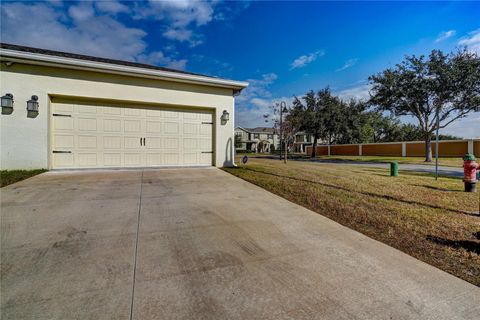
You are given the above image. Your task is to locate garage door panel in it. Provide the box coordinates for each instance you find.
[53,153,74,167]
[124,108,143,116]
[198,138,212,150]
[78,105,99,114]
[146,137,162,149]
[103,106,122,115]
[53,135,75,149]
[164,138,179,149]
[164,153,179,165]
[104,153,121,166]
[164,110,179,118]
[78,118,97,131]
[53,103,74,113]
[164,122,179,134]
[183,112,197,119]
[54,117,74,130]
[200,113,213,121]
[183,153,197,164]
[104,136,122,149]
[51,101,213,168]
[199,123,212,135]
[77,153,98,167]
[183,138,196,149]
[124,120,142,133]
[146,109,163,118]
[124,136,142,149]
[124,153,142,166]
[146,121,162,134]
[199,153,212,165]
[103,119,121,132]
[146,153,163,166]
[183,123,197,135]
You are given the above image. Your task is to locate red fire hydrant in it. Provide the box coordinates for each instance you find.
[463,154,479,192]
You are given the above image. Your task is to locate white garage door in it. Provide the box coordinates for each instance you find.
[50,100,213,169]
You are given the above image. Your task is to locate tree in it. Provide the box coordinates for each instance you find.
[369,49,480,162]
[320,91,348,145]
[292,89,329,158]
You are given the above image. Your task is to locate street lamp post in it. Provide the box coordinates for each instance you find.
[279,101,287,163]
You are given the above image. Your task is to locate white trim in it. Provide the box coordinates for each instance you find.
[0,49,249,91]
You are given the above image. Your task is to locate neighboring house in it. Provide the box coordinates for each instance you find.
[235,126,313,153]
[235,127,278,153]
[292,132,313,153]
[0,43,248,169]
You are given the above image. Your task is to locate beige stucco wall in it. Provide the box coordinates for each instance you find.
[0,63,236,169]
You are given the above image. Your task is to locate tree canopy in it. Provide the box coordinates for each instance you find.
[369,49,480,161]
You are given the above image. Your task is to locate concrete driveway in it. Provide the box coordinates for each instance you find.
[1,168,479,320]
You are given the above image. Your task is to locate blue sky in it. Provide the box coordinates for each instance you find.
[1,1,479,137]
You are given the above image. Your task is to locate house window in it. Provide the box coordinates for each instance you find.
[267,134,273,139]
[254,133,260,139]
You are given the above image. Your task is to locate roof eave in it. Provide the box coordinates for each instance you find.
[0,48,249,92]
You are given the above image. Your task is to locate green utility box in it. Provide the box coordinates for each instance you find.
[390,161,398,177]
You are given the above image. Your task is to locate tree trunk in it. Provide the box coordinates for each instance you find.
[425,135,433,162]
[311,136,318,158]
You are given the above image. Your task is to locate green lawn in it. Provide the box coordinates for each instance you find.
[224,157,480,286]
[1,169,47,187]
[314,155,464,167]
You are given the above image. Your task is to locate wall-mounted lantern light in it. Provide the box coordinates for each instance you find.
[1,93,14,114]
[221,110,229,122]
[26,95,39,118]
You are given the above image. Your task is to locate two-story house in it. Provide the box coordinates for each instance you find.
[235,127,278,153]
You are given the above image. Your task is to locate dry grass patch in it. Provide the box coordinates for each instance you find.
[1,169,47,187]
[314,155,463,167]
[223,157,480,286]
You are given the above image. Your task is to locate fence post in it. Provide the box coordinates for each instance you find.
[359,144,362,156]
[402,142,406,157]
[328,145,331,156]
[468,139,474,154]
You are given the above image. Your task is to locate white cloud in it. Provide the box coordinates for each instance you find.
[137,51,187,70]
[148,0,215,27]
[290,50,325,70]
[435,30,456,42]
[458,29,480,54]
[68,2,95,21]
[441,112,480,139]
[235,73,282,128]
[134,0,216,46]
[0,2,187,69]
[162,28,203,46]
[95,0,129,15]
[335,58,358,72]
[337,84,372,101]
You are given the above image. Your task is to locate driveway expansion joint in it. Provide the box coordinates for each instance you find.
[129,171,144,320]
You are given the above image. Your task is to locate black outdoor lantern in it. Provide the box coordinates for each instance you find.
[1,93,14,114]
[221,110,230,122]
[26,95,39,114]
